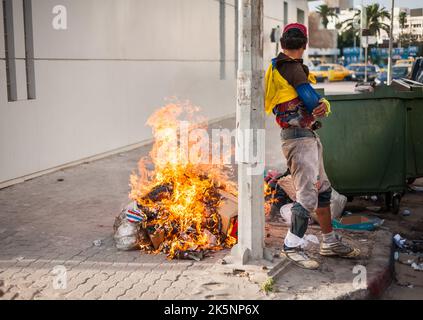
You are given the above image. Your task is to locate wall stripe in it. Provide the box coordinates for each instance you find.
[2,0,17,101]
[234,0,238,77]
[23,0,36,99]
[219,0,226,80]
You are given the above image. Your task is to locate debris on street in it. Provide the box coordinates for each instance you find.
[332,215,384,231]
[402,209,411,217]
[113,104,238,259]
[393,233,423,286]
[264,171,347,224]
[93,239,102,247]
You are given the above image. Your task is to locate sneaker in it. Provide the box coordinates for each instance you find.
[281,247,320,270]
[320,239,360,258]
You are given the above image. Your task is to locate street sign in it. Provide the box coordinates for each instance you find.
[361,36,377,48]
[362,36,368,48]
[362,28,371,36]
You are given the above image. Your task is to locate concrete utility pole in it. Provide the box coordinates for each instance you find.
[359,1,363,62]
[233,0,265,264]
[387,0,395,85]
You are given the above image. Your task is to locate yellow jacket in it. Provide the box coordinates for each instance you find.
[264,60,317,115]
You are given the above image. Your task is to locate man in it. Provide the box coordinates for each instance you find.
[265,23,360,269]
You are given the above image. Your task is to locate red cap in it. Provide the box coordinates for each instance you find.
[283,23,308,37]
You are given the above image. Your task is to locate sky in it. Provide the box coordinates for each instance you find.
[308,0,422,11]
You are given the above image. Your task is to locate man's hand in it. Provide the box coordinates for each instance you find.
[312,102,327,118]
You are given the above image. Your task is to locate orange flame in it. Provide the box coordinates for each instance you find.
[129,102,237,259]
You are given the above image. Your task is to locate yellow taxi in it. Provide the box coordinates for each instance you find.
[395,57,414,66]
[310,63,351,82]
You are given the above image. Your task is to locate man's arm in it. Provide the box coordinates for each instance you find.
[295,83,331,118]
[280,63,331,117]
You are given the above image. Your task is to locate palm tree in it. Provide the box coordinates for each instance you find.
[366,3,391,37]
[342,4,390,38]
[398,11,407,46]
[316,4,337,29]
[399,11,407,31]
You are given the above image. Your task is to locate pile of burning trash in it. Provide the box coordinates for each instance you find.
[113,103,238,260]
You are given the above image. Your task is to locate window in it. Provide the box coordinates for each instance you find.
[297,8,305,24]
[283,2,288,26]
[316,65,333,71]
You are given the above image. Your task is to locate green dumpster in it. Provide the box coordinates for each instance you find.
[404,87,423,184]
[318,87,410,214]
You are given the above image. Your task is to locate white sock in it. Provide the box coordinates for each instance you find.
[322,231,336,243]
[284,230,302,248]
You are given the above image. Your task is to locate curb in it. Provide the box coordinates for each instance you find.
[341,229,394,300]
[366,231,394,299]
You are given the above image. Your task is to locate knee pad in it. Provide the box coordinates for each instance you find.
[292,202,311,219]
[290,202,310,238]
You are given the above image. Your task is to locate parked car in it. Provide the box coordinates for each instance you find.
[411,57,423,84]
[345,64,379,82]
[375,64,412,85]
[395,57,414,66]
[310,63,351,82]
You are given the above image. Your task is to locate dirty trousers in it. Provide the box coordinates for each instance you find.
[281,128,332,245]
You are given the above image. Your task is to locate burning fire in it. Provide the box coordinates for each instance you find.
[129,102,238,259]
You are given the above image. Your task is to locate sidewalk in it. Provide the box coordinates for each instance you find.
[0,116,412,300]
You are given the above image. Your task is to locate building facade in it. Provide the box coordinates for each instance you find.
[401,8,423,41]
[0,0,308,187]
[308,11,339,64]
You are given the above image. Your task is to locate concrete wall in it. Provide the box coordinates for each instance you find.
[0,0,308,186]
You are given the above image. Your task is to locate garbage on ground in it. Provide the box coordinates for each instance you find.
[411,262,423,271]
[113,188,238,259]
[393,233,423,286]
[409,185,423,192]
[332,214,384,231]
[280,203,294,225]
[299,234,320,249]
[402,209,411,217]
[218,191,238,235]
[269,171,347,225]
[327,189,347,220]
[113,218,140,251]
[393,233,423,253]
[147,227,165,250]
[394,234,407,249]
[275,174,296,201]
[125,201,147,224]
[93,239,102,247]
[177,250,206,261]
[264,170,293,221]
